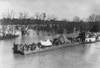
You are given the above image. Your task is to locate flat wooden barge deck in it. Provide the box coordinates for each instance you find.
[13,41,98,55]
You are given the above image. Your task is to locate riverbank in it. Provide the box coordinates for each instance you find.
[0,34,19,40]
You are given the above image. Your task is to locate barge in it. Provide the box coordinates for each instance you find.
[13,31,100,55]
[13,41,98,55]
[12,33,100,55]
[13,42,81,55]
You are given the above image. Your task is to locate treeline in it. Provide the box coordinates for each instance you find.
[0,19,89,33]
[1,11,100,33]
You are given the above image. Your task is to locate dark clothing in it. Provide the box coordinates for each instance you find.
[78,32,86,42]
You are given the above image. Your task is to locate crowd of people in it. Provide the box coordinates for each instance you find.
[13,32,90,52]
[13,43,36,52]
[13,36,66,52]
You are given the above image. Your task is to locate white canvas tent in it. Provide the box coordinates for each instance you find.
[40,39,52,46]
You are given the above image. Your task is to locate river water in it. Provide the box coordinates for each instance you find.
[0,35,100,68]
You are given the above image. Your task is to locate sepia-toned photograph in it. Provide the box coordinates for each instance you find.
[0,0,100,68]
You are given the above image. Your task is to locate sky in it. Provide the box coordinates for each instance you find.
[0,0,100,20]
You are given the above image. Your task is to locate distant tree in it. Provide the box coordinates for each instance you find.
[35,12,41,20]
[62,18,69,22]
[2,10,15,19]
[87,14,96,22]
[47,15,57,21]
[90,22,100,32]
[41,13,46,20]
[87,14,100,22]
[19,11,29,19]
[87,14,100,32]
[73,16,81,22]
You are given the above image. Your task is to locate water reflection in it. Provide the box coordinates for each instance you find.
[0,35,100,68]
[84,42,100,65]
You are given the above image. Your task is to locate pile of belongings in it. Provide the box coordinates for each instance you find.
[52,34,71,45]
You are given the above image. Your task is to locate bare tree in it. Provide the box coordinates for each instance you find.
[2,10,15,19]
[87,14,96,22]
[35,12,41,20]
[47,15,57,21]
[62,18,69,22]
[19,11,29,19]
[41,13,46,20]
[73,16,81,22]
[87,14,100,32]
[87,14,100,22]
[35,12,46,20]
[95,15,100,22]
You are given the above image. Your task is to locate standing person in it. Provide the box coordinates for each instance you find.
[13,42,17,50]
[78,31,85,42]
[20,43,24,52]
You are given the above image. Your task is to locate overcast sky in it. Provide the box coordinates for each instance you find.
[0,0,100,20]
